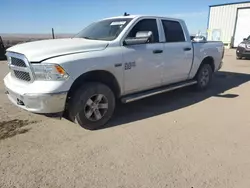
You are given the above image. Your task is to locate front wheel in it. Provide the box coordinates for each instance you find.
[236,55,242,59]
[68,82,115,130]
[195,64,213,91]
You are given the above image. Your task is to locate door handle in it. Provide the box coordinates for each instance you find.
[153,49,163,54]
[183,47,192,51]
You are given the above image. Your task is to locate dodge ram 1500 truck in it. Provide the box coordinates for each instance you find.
[4,15,224,130]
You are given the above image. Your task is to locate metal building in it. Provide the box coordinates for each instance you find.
[207,1,250,48]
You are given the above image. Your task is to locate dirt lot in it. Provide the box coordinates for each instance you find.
[0,50,250,188]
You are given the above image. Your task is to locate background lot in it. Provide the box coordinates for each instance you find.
[0,49,250,188]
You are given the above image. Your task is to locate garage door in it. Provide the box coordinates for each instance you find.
[234,8,250,47]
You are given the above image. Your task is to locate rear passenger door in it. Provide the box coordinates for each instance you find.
[160,19,193,85]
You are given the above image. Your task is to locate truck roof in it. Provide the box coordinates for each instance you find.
[102,15,184,22]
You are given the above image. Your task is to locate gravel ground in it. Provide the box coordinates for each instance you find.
[0,50,250,188]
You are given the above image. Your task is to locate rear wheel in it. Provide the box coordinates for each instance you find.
[195,64,213,90]
[68,82,115,130]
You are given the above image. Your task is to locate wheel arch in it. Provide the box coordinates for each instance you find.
[195,56,215,78]
[200,56,215,71]
[66,70,121,103]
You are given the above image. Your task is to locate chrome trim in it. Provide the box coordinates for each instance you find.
[24,91,68,97]
[5,52,35,82]
[9,64,29,72]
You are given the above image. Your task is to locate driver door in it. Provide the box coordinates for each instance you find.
[122,18,164,94]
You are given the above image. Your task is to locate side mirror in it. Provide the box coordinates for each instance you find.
[193,36,207,42]
[124,31,153,45]
[243,38,247,41]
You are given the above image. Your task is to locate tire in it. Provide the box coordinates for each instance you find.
[68,82,115,130]
[195,63,213,91]
[236,56,242,60]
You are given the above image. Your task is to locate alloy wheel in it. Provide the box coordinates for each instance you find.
[84,94,109,121]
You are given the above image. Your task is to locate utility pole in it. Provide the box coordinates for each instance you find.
[52,28,55,39]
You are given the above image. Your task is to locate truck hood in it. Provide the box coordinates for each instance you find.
[241,40,250,44]
[6,38,109,62]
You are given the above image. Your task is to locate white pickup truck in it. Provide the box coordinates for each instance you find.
[4,15,224,130]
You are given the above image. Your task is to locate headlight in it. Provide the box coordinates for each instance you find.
[31,64,69,81]
[238,43,246,48]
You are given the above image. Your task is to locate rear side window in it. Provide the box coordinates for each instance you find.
[127,19,159,43]
[161,20,185,42]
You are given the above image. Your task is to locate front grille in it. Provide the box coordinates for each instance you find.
[7,52,33,82]
[13,70,31,81]
[11,57,27,67]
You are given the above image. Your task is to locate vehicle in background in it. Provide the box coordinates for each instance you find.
[4,15,224,130]
[236,36,250,59]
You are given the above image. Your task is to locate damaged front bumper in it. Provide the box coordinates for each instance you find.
[5,86,67,114]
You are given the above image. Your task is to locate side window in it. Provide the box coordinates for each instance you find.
[161,20,185,42]
[126,19,159,43]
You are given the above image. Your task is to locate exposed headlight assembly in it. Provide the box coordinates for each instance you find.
[31,64,69,81]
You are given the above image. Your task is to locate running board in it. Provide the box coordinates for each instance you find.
[121,80,197,103]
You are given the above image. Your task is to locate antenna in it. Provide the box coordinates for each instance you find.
[124,12,130,16]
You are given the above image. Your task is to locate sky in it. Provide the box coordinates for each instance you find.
[0,0,247,35]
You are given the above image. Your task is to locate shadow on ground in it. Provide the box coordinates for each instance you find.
[0,119,37,140]
[104,71,250,128]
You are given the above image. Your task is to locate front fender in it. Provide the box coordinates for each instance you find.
[42,48,124,94]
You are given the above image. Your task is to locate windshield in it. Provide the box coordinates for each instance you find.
[247,36,250,40]
[74,18,132,41]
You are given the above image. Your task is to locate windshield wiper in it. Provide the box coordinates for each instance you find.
[82,37,92,39]
[81,36,99,40]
